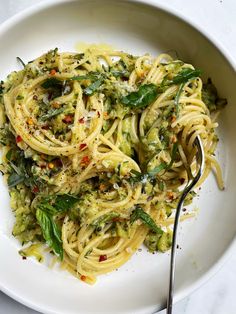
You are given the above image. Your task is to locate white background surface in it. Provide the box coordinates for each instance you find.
[0,0,235,314]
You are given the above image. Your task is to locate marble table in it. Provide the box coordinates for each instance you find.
[0,0,235,313]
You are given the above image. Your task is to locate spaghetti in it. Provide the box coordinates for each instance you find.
[0,47,226,284]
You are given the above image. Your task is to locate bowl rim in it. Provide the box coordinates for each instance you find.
[0,0,235,313]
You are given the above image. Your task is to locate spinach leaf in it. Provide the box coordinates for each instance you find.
[84,78,104,96]
[130,207,163,234]
[36,208,63,259]
[40,107,64,121]
[121,84,158,109]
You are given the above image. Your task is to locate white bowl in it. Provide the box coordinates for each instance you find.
[0,1,235,313]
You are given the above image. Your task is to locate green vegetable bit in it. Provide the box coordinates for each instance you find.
[35,194,79,259]
[130,206,163,234]
[36,208,63,260]
[84,78,104,96]
[170,68,202,85]
[202,78,227,112]
[40,107,64,121]
[121,84,158,109]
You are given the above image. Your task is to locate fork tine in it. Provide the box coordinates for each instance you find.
[166,135,204,314]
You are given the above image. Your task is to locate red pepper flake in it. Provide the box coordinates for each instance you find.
[42,125,49,130]
[32,186,39,194]
[171,115,177,123]
[62,115,73,124]
[80,275,87,281]
[79,117,85,124]
[50,69,57,76]
[79,143,87,150]
[16,135,22,143]
[99,255,107,262]
[97,111,100,118]
[80,156,90,166]
[22,256,27,260]
[179,178,185,184]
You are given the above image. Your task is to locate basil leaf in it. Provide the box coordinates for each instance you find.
[121,84,158,109]
[54,194,79,212]
[130,207,163,234]
[36,208,63,260]
[7,172,25,188]
[170,68,202,85]
[38,203,57,216]
[84,78,104,95]
[40,107,64,121]
[51,219,62,244]
[41,78,62,89]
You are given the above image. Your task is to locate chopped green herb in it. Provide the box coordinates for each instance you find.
[40,107,64,121]
[84,78,104,96]
[130,207,163,234]
[7,172,25,188]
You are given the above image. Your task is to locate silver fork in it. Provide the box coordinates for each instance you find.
[166,135,205,314]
